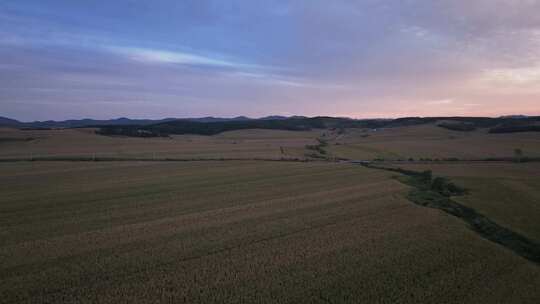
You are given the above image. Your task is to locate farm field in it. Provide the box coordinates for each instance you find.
[0,128,320,160]
[4,1,540,302]
[325,124,540,160]
[1,161,540,303]
[3,124,540,162]
[397,162,540,243]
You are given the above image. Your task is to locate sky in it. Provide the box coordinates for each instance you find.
[1,0,540,121]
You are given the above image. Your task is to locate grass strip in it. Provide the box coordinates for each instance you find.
[363,163,540,265]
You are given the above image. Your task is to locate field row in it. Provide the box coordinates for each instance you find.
[1,161,539,303]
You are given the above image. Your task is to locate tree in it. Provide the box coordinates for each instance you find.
[419,170,432,183]
[514,148,524,162]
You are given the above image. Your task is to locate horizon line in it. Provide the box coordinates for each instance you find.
[2,113,539,124]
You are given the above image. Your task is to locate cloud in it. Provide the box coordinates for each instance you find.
[107,46,260,70]
[426,99,454,105]
[481,65,540,85]
[224,71,347,89]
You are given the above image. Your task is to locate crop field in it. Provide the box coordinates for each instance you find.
[4,0,540,302]
[325,124,540,160]
[1,161,540,303]
[4,124,539,162]
[0,128,321,160]
[397,162,540,243]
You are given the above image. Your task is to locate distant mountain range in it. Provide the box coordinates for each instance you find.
[1,115,539,136]
[0,116,165,128]
[0,115,307,129]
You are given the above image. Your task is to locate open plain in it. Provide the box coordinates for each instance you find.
[326,124,540,160]
[0,128,321,160]
[1,159,540,303]
[1,124,540,303]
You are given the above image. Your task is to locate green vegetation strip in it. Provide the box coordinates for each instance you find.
[363,164,540,265]
[305,138,330,159]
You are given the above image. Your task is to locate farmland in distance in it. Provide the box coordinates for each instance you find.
[0,127,320,160]
[3,123,540,162]
[325,124,540,160]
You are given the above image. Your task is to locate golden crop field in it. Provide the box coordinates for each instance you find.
[398,162,540,243]
[1,161,539,303]
[0,128,321,160]
[325,124,540,160]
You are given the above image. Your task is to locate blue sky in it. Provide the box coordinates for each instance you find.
[1,0,540,120]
